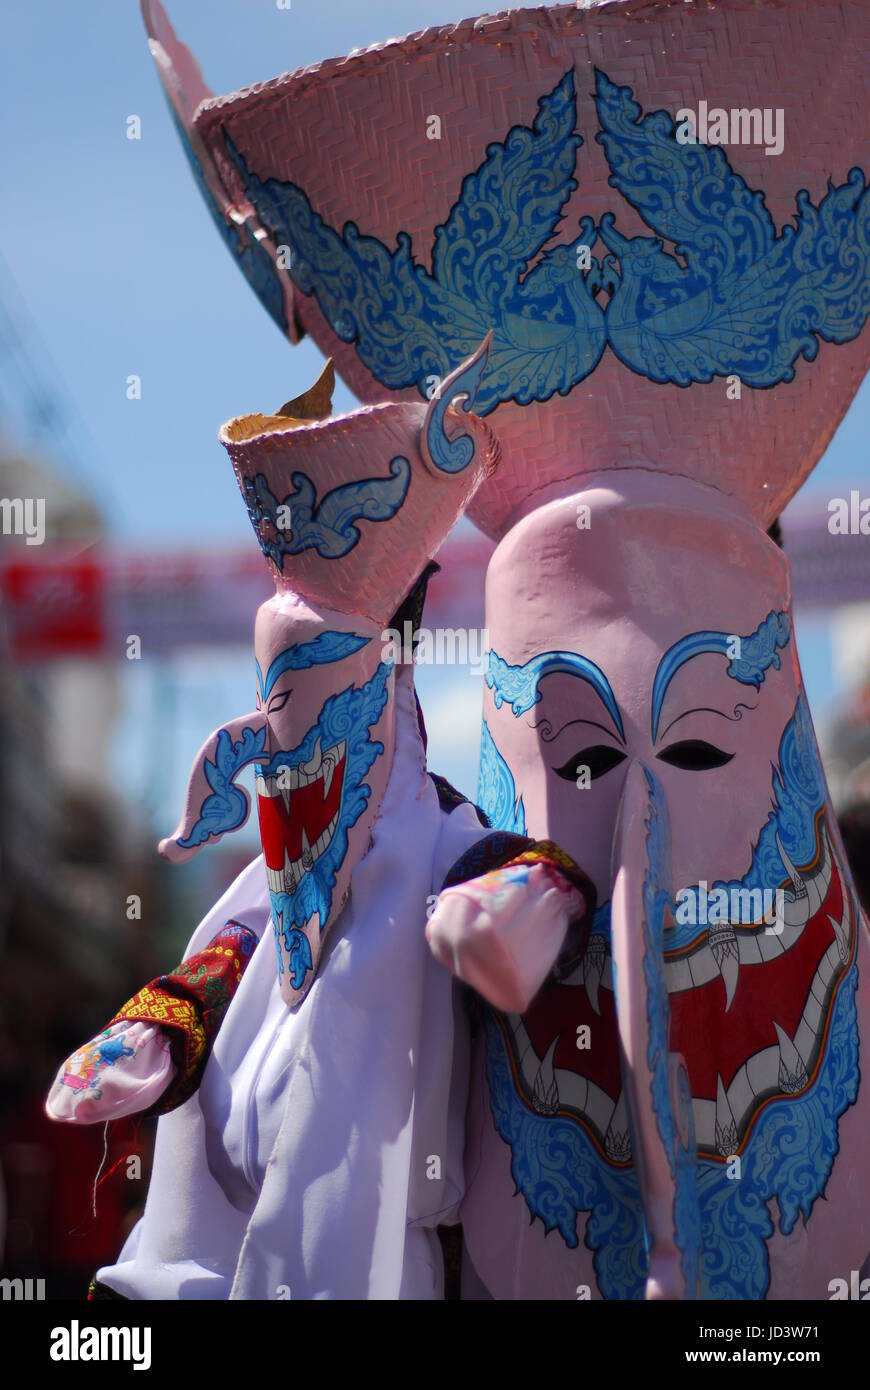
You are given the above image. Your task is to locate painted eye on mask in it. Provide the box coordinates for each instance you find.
[267,690,292,714]
[657,739,734,771]
[554,745,628,782]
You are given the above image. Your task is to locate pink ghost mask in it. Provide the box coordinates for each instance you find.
[475,470,869,1298]
[160,342,499,1005]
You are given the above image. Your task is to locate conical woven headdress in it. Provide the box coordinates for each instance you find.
[219,340,499,624]
[145,0,870,538]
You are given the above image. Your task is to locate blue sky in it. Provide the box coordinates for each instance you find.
[1,0,868,830]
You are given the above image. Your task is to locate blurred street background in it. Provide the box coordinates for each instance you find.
[0,0,868,1296]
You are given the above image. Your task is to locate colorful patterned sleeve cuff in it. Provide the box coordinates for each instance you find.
[109,920,259,1115]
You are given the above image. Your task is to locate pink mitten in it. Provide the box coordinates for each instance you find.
[426,861,586,1013]
[45,1020,176,1125]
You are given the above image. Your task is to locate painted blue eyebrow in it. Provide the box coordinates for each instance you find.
[486,647,625,741]
[651,610,791,741]
[257,630,371,701]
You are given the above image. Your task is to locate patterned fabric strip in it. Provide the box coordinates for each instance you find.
[429,772,490,826]
[109,920,258,1116]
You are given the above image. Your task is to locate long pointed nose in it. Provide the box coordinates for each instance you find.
[609,760,702,1299]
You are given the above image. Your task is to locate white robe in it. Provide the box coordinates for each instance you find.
[98,670,484,1299]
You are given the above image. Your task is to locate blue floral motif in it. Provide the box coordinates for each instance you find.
[220,70,870,405]
[669,693,826,951]
[483,704,860,1298]
[98,1034,135,1067]
[281,928,314,992]
[241,457,410,570]
[651,610,791,741]
[478,718,526,835]
[256,660,392,985]
[594,71,870,387]
[424,343,490,474]
[224,76,606,413]
[484,1008,649,1300]
[727,611,792,689]
[487,646,624,739]
[176,724,268,850]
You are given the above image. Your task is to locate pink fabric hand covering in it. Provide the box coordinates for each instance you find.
[45,1020,176,1125]
[426,861,585,1013]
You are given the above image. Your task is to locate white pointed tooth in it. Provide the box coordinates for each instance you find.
[531,1038,559,1115]
[322,754,335,801]
[581,934,607,1015]
[773,1022,808,1094]
[604,1090,631,1162]
[804,867,824,917]
[584,954,603,1015]
[776,832,808,898]
[709,926,739,1011]
[827,912,850,963]
[256,774,268,796]
[714,1074,739,1156]
[302,737,322,777]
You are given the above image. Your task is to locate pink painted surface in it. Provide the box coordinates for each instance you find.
[219,352,499,624]
[463,468,870,1298]
[173,0,870,537]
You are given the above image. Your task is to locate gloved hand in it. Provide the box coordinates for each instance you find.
[426,860,586,1013]
[45,1020,176,1124]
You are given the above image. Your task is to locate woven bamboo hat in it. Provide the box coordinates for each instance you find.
[144,0,870,538]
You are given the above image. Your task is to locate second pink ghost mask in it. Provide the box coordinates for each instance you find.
[160,343,499,1005]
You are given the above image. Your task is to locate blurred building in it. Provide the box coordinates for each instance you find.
[0,440,160,1295]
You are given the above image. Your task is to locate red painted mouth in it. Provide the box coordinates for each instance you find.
[503,816,856,1161]
[256,739,347,892]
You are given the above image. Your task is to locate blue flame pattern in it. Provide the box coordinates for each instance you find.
[483,703,860,1298]
[478,718,526,836]
[223,70,870,402]
[255,660,392,990]
[241,457,411,570]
